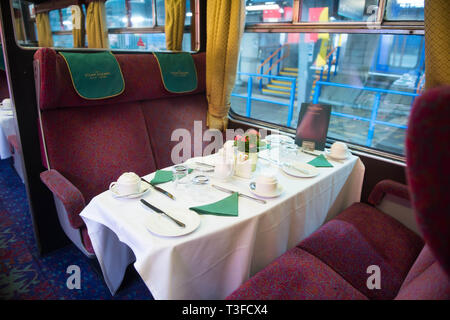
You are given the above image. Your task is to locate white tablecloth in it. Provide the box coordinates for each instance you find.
[0,109,15,159]
[81,150,365,299]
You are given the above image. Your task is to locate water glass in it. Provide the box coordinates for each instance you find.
[281,140,298,162]
[190,174,210,202]
[173,165,190,188]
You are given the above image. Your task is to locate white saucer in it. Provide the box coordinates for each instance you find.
[249,182,283,198]
[110,183,150,199]
[281,162,319,178]
[145,207,201,237]
[325,150,351,160]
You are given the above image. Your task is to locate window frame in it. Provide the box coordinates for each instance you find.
[229,0,425,163]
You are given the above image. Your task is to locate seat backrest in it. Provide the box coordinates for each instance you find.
[397,85,450,299]
[34,48,207,203]
[405,85,450,276]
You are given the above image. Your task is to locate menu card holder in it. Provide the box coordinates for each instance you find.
[295,103,331,151]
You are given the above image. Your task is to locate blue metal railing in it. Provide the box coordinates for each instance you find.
[313,81,419,147]
[258,45,288,91]
[232,72,297,127]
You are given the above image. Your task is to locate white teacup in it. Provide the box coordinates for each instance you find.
[330,142,349,159]
[253,175,278,195]
[109,172,141,195]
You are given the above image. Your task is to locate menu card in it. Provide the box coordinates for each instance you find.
[295,103,331,151]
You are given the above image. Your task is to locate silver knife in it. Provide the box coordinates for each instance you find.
[212,184,266,204]
[141,178,175,200]
[195,161,215,168]
[300,149,321,156]
[140,199,185,228]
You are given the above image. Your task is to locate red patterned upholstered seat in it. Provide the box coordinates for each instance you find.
[227,86,450,300]
[35,48,209,256]
[298,202,423,299]
[226,247,368,300]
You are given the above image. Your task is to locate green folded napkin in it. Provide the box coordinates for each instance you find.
[189,193,239,217]
[307,154,333,167]
[150,169,193,185]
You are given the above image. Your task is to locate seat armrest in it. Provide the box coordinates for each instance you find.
[368,180,411,206]
[40,169,86,229]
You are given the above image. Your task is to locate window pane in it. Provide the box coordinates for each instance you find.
[129,0,153,27]
[385,0,424,21]
[231,32,425,155]
[245,0,294,24]
[185,0,192,26]
[49,7,73,31]
[53,34,73,48]
[109,33,192,51]
[156,0,165,25]
[300,0,379,22]
[153,0,191,26]
[106,0,127,28]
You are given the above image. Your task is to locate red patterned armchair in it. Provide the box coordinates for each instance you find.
[34,48,209,257]
[227,86,450,300]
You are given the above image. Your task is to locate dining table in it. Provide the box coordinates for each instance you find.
[80,146,365,299]
[0,108,15,160]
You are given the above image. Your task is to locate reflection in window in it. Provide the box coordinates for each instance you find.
[129,0,153,27]
[300,0,379,22]
[385,0,424,21]
[245,0,294,24]
[106,0,127,28]
[231,32,425,155]
[53,34,74,48]
[49,7,73,31]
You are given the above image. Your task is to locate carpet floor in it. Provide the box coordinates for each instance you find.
[0,158,153,300]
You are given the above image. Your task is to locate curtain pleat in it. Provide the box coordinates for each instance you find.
[36,12,54,47]
[424,0,450,89]
[86,0,109,49]
[206,0,245,130]
[71,5,86,48]
[165,0,186,51]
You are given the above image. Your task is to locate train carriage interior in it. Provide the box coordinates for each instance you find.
[0,0,448,305]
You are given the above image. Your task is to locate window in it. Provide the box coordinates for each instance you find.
[245,0,294,24]
[12,0,198,51]
[230,0,425,158]
[49,7,73,31]
[385,0,424,21]
[300,0,379,22]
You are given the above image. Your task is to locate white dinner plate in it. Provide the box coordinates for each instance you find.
[110,183,150,199]
[325,150,351,160]
[249,182,283,198]
[144,207,201,237]
[281,162,319,178]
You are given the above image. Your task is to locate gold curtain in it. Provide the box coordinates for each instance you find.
[206,0,245,130]
[13,9,25,41]
[165,0,186,51]
[424,0,450,89]
[71,5,86,48]
[36,12,54,47]
[86,0,109,49]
